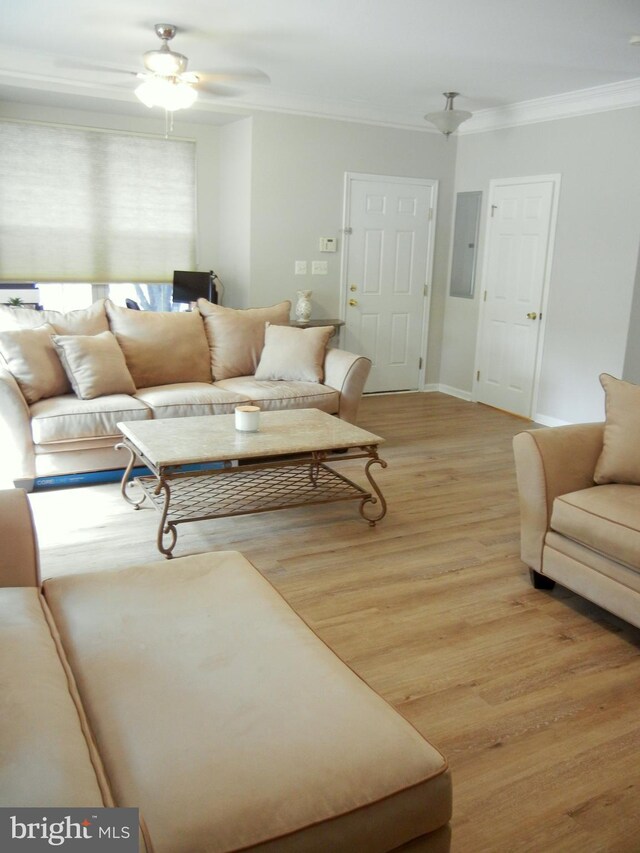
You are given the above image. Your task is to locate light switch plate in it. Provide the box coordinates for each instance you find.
[312,260,328,275]
[294,260,307,275]
[319,237,337,252]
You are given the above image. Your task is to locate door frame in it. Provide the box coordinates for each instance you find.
[340,172,439,391]
[472,173,561,418]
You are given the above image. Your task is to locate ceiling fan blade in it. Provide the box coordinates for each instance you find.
[190,68,270,85]
[55,58,138,77]
[192,81,243,98]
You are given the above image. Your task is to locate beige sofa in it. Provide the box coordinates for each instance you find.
[513,376,640,629]
[0,489,452,851]
[0,299,371,491]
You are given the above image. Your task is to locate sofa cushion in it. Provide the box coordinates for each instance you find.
[30,394,152,445]
[255,322,332,383]
[53,331,136,400]
[0,588,108,807]
[197,299,291,380]
[594,373,640,486]
[106,301,211,387]
[214,376,340,413]
[43,553,451,852]
[545,532,640,595]
[551,484,640,570]
[0,299,109,335]
[135,383,250,419]
[0,323,71,403]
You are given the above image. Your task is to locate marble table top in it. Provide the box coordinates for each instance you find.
[118,408,384,468]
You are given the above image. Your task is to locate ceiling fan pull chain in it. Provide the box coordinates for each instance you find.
[163,109,176,138]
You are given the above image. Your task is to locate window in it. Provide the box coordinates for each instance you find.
[0,120,196,284]
[35,283,183,313]
[38,283,94,312]
[106,283,179,311]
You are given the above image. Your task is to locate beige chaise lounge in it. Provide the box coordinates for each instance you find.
[513,375,640,629]
[0,299,371,491]
[0,489,452,851]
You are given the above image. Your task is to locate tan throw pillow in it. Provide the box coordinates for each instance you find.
[0,323,71,404]
[105,301,211,388]
[255,323,332,383]
[0,304,44,331]
[594,373,640,485]
[197,299,291,380]
[52,331,136,400]
[0,300,109,335]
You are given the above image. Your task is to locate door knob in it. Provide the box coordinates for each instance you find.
[349,299,358,306]
[526,312,538,320]
[350,284,358,292]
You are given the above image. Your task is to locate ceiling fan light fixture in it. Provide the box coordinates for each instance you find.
[425,92,472,137]
[135,77,198,111]
[143,45,188,76]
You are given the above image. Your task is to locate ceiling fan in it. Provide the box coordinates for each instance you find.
[134,23,218,111]
[58,23,269,113]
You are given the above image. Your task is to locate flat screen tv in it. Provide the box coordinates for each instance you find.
[172,270,217,305]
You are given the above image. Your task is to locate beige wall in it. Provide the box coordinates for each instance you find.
[2,96,638,418]
[623,244,640,385]
[217,117,252,307]
[244,112,456,384]
[0,99,455,385]
[441,105,640,423]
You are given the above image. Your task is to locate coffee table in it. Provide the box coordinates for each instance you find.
[116,409,387,558]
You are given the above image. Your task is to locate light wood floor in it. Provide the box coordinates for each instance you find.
[29,393,640,853]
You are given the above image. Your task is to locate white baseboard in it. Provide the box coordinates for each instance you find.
[423,384,473,402]
[534,413,571,427]
[422,385,572,425]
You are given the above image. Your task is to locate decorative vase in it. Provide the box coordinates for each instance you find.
[295,290,312,322]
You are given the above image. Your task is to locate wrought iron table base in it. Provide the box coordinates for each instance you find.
[116,443,387,558]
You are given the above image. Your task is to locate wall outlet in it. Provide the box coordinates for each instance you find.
[311,260,328,275]
[294,260,307,275]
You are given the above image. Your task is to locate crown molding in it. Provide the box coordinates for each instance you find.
[1,67,639,135]
[459,77,640,135]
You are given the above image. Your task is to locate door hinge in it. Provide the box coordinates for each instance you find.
[424,284,429,297]
[483,290,487,302]
[428,208,433,221]
[490,204,498,217]
[476,370,480,381]
[419,357,423,370]
[342,226,353,235]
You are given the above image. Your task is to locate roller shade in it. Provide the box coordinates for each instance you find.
[0,120,196,283]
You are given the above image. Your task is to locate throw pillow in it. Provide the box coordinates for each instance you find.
[0,323,71,404]
[255,323,332,383]
[52,331,136,400]
[593,373,640,485]
[197,299,292,380]
[0,299,109,335]
[105,300,211,388]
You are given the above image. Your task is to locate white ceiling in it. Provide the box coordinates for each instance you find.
[1,0,639,130]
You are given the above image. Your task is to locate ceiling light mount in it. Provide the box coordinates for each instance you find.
[154,23,178,42]
[425,91,472,137]
[143,23,188,76]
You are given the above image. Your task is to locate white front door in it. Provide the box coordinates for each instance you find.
[342,174,437,392]
[474,175,560,418]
